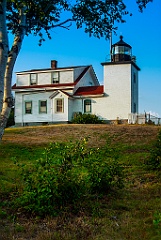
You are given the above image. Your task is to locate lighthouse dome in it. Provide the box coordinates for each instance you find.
[111,36,132,62]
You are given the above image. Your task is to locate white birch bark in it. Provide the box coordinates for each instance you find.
[0,4,26,141]
[0,0,8,112]
[0,0,9,141]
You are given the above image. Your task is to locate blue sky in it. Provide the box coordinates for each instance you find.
[12,0,161,117]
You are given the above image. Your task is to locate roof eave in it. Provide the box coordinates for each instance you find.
[12,87,74,93]
[101,61,141,71]
[16,65,90,74]
[73,94,104,98]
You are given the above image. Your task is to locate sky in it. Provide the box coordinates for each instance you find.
[12,0,161,117]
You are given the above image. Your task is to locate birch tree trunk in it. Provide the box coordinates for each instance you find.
[0,4,26,141]
[0,0,9,141]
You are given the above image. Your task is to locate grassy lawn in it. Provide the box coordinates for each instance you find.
[0,124,161,240]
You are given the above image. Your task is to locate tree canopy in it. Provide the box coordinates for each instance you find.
[5,0,153,44]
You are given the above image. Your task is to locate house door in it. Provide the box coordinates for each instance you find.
[52,97,68,122]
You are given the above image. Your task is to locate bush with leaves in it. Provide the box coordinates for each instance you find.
[72,113,104,124]
[14,139,124,216]
[146,130,161,170]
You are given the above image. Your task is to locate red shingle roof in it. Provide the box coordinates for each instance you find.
[74,86,104,96]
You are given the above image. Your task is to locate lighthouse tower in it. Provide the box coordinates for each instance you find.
[101,36,140,121]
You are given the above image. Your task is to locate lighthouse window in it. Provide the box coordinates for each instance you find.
[133,73,136,83]
[119,46,124,54]
[115,46,124,54]
[124,47,131,55]
[115,46,119,54]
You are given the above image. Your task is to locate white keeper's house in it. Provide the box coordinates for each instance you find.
[12,36,140,126]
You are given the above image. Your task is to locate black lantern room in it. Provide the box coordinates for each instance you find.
[111,36,132,62]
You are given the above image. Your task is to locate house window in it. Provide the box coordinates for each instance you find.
[25,101,32,114]
[39,100,47,113]
[84,99,91,113]
[30,73,37,85]
[52,72,59,84]
[55,99,64,113]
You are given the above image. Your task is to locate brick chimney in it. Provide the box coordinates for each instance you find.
[51,60,58,69]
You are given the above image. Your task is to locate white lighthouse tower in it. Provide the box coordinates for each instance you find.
[101,36,140,122]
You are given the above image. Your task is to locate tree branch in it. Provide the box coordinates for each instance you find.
[52,18,74,29]
[34,18,74,31]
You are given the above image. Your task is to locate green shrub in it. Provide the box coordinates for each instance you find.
[153,211,161,228]
[14,139,124,216]
[71,113,104,124]
[146,130,161,170]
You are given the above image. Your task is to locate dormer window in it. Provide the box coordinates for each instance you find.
[30,73,37,85]
[52,72,59,84]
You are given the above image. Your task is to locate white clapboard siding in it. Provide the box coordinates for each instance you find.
[38,72,50,85]
[72,99,84,114]
[74,67,86,80]
[103,63,132,120]
[68,98,74,121]
[14,93,23,123]
[16,74,29,86]
[16,70,74,86]
[60,70,73,84]
[89,62,139,121]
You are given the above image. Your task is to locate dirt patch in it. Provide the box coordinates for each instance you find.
[3,124,161,147]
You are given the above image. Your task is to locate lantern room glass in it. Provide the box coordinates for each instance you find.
[112,46,131,56]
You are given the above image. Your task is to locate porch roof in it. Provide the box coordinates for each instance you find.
[74,85,104,96]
